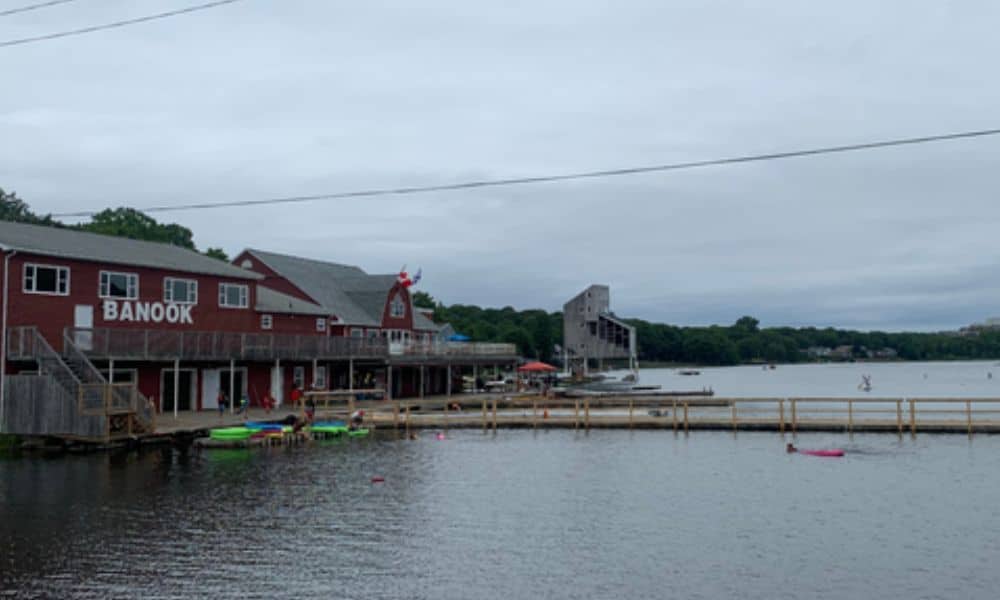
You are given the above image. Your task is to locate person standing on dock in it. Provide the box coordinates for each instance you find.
[290,384,303,410]
[217,389,228,421]
[304,397,316,424]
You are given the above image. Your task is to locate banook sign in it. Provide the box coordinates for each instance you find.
[102,300,194,325]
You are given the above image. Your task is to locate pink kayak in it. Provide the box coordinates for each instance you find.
[799,449,844,457]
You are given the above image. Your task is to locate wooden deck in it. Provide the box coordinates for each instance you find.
[148,394,1000,438]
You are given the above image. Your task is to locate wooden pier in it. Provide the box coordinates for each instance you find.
[17,393,1000,453]
[352,394,1000,437]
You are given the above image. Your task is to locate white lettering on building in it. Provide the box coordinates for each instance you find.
[101,300,194,325]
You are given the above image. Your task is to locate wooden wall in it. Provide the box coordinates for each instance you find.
[1,375,105,439]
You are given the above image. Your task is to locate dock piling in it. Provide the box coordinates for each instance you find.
[896,400,903,436]
[585,398,590,432]
[683,401,689,434]
[779,399,785,434]
[967,400,973,437]
[909,399,916,437]
[791,399,797,435]
[628,398,633,430]
[672,398,677,433]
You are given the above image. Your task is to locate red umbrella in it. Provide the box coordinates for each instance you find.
[517,361,558,373]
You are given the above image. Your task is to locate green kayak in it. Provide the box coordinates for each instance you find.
[209,427,253,440]
[348,428,370,437]
[312,425,348,435]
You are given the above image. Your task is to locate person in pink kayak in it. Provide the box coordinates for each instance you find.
[786,443,797,453]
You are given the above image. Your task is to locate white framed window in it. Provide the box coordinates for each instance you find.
[316,318,327,332]
[314,366,327,389]
[99,271,138,299]
[163,277,198,304]
[366,329,378,341]
[23,263,69,295]
[390,295,406,318]
[350,328,364,338]
[218,283,248,308]
[260,314,273,330]
[293,366,305,389]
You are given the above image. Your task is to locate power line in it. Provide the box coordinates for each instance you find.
[51,127,1000,218]
[0,0,81,18]
[0,0,246,48]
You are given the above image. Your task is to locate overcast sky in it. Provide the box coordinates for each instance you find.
[2,0,999,331]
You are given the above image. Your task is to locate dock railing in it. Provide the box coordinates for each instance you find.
[63,327,389,361]
[341,394,1000,436]
[389,341,518,359]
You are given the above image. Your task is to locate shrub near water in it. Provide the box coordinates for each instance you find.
[0,434,21,454]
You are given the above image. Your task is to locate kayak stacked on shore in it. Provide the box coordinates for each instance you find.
[207,421,368,443]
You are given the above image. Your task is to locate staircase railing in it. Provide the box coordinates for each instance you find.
[63,332,155,433]
[24,327,80,397]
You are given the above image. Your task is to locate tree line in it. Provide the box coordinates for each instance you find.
[0,188,228,260]
[418,295,1000,365]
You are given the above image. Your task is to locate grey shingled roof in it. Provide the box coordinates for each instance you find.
[246,249,393,326]
[413,309,441,331]
[256,285,328,316]
[0,220,261,280]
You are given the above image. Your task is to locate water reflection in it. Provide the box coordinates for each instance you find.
[2,431,1000,599]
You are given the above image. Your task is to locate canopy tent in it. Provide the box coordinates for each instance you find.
[517,361,557,373]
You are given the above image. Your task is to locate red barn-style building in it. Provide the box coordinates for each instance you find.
[0,221,518,440]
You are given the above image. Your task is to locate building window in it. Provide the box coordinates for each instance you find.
[366,329,378,341]
[164,277,198,304]
[314,366,327,389]
[390,295,406,318]
[23,264,69,295]
[350,328,364,338]
[260,314,273,330]
[293,366,305,389]
[316,318,327,332]
[99,271,138,299]
[218,283,248,308]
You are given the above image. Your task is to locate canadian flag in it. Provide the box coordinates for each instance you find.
[397,266,422,288]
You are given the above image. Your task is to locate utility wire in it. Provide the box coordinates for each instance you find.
[0,0,245,47]
[51,127,1000,218]
[0,0,81,18]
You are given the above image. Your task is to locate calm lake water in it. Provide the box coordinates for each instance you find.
[3,362,1000,599]
[629,360,1000,398]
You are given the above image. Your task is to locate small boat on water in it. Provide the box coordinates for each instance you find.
[678,370,700,376]
[799,449,844,458]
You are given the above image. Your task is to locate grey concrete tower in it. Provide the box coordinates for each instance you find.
[562,285,636,373]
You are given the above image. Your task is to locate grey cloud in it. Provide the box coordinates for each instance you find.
[2,0,999,331]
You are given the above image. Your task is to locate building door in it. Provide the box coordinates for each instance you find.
[271,365,283,407]
[73,305,93,350]
[162,369,195,412]
[202,369,220,410]
[220,368,246,407]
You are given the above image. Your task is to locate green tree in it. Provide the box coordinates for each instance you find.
[0,188,56,225]
[412,291,436,309]
[203,247,229,261]
[733,315,760,335]
[80,207,195,249]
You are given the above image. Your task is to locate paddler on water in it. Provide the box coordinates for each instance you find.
[786,443,797,453]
